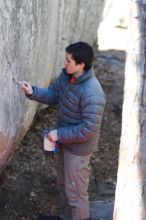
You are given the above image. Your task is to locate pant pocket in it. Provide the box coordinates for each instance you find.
[77,159,90,189]
[79,164,90,179]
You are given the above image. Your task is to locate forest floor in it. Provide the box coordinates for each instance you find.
[0,48,125,220]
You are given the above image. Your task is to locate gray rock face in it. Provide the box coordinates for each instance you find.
[0,0,105,170]
[90,200,114,220]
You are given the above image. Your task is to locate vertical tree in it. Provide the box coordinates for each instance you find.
[113,0,146,219]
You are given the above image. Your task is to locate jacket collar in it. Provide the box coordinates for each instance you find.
[62,67,94,84]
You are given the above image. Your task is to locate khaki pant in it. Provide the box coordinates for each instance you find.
[56,148,92,220]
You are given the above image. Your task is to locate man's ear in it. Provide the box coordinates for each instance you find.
[80,62,85,70]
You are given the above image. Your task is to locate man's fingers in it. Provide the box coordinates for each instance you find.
[48,130,58,142]
[13,78,33,95]
[48,134,52,141]
[21,84,28,92]
[19,81,33,95]
[20,81,30,87]
[48,133,55,142]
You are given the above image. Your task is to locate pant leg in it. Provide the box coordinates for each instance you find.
[64,149,92,220]
[56,150,71,219]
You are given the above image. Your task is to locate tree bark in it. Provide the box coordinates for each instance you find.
[113,0,146,219]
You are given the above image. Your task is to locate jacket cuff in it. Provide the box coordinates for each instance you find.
[57,129,62,142]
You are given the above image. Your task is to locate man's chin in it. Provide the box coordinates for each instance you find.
[66,70,73,74]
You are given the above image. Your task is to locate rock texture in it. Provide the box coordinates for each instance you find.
[90,200,114,220]
[0,0,105,170]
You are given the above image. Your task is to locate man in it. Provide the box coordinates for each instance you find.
[21,42,106,220]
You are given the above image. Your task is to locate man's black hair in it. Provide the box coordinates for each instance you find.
[65,41,94,71]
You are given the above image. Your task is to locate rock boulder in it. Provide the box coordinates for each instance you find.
[0,0,105,170]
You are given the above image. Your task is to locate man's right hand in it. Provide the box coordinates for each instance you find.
[20,81,33,95]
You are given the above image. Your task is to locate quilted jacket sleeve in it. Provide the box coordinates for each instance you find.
[57,92,106,144]
[27,73,61,105]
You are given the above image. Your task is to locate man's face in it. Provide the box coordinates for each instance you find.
[64,53,84,74]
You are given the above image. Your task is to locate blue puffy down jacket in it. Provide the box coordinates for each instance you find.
[28,67,106,155]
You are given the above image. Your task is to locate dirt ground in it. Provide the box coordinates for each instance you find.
[0,48,125,220]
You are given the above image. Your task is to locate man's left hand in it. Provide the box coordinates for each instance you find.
[48,129,58,142]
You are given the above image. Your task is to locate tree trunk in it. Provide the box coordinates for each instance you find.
[113,0,146,219]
